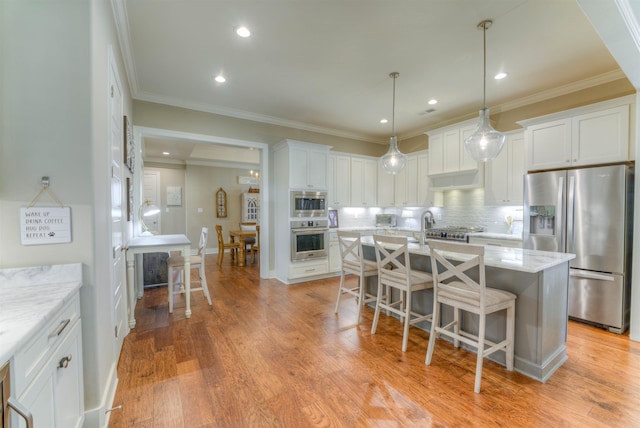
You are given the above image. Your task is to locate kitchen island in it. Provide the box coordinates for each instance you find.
[361,238,575,382]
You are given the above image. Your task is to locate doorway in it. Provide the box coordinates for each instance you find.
[133,126,270,279]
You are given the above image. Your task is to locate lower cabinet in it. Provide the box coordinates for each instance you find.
[12,292,84,428]
[289,259,329,279]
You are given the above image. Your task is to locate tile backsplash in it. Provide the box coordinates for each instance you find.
[331,188,523,236]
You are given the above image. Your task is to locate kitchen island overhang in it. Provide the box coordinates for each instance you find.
[361,238,576,382]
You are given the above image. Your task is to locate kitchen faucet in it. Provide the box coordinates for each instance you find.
[420,210,436,246]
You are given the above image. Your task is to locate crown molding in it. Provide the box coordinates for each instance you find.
[110,0,139,95]
[400,69,628,141]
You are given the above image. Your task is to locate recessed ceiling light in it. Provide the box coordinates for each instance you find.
[214,75,226,83]
[428,99,438,105]
[380,118,388,124]
[236,26,251,37]
[494,72,508,80]
[162,152,170,156]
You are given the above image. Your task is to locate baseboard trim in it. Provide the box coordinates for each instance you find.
[83,362,119,427]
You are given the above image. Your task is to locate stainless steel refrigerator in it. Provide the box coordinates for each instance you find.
[523,164,634,333]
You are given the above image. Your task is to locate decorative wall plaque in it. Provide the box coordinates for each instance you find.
[216,187,227,218]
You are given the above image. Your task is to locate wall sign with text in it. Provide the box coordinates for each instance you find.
[20,207,72,245]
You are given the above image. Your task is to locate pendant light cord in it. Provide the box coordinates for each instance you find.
[478,20,492,110]
[390,72,399,136]
[483,21,487,109]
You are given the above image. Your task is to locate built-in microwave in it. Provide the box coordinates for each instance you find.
[290,191,327,217]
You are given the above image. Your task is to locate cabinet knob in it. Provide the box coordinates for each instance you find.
[58,354,73,369]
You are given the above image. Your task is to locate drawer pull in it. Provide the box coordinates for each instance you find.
[49,318,71,339]
[58,354,73,369]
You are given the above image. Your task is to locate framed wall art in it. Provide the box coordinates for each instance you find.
[126,177,133,221]
[216,187,227,218]
[123,115,135,173]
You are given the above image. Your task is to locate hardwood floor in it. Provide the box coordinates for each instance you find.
[109,255,640,427]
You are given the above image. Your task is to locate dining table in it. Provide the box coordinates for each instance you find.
[125,234,192,327]
[229,229,257,267]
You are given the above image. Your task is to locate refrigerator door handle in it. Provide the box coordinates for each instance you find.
[556,176,564,251]
[570,269,615,282]
[566,175,575,254]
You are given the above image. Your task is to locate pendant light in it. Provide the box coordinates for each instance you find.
[380,72,407,175]
[463,19,505,162]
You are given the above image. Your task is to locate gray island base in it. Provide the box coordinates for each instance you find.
[361,238,576,382]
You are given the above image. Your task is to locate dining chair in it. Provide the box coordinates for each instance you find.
[167,227,212,312]
[334,230,378,323]
[216,225,240,266]
[425,240,516,393]
[371,234,433,352]
[239,222,257,262]
[250,225,260,264]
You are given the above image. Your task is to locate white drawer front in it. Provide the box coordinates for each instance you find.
[13,293,80,395]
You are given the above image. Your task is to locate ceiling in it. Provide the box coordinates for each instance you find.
[112,0,624,163]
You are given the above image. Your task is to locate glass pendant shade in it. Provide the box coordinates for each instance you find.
[381,136,407,175]
[464,19,506,162]
[380,72,406,175]
[464,108,505,162]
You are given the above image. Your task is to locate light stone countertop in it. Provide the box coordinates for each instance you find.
[0,263,82,364]
[361,236,575,274]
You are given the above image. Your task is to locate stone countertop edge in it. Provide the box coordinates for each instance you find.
[0,263,83,364]
[360,236,575,274]
[471,232,523,241]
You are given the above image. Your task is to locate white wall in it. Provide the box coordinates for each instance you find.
[1,1,133,426]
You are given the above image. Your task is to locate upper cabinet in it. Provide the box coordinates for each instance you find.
[327,150,441,208]
[485,131,525,206]
[428,120,479,176]
[520,96,633,172]
[377,160,396,207]
[327,154,350,207]
[426,119,484,190]
[350,156,377,207]
[394,155,419,206]
[279,140,330,189]
[328,154,377,207]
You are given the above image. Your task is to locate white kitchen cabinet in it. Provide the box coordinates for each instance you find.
[571,105,629,166]
[526,118,573,170]
[12,290,84,428]
[278,140,329,189]
[428,120,479,176]
[394,155,418,206]
[289,259,329,279]
[426,119,484,190]
[442,128,461,173]
[522,97,632,171]
[350,157,377,207]
[327,154,350,207]
[485,131,525,206]
[417,152,443,207]
[377,160,396,206]
[460,124,480,171]
[241,192,259,223]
